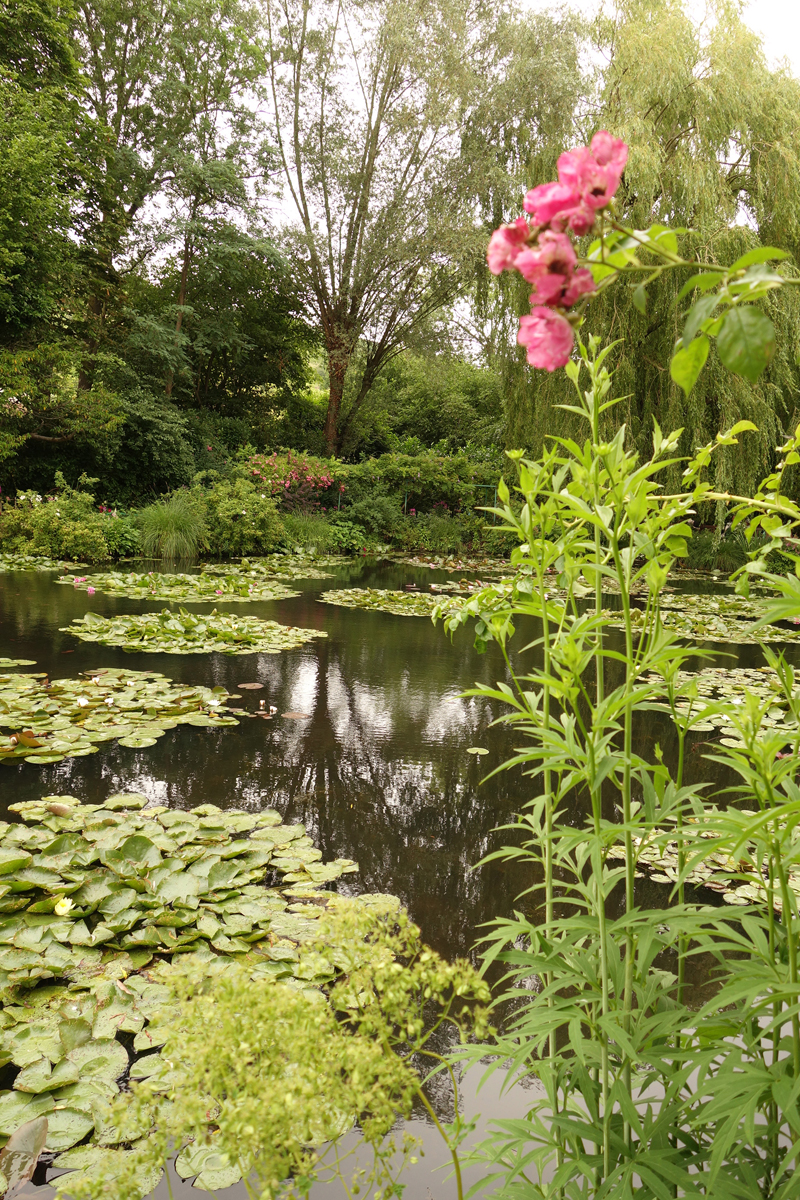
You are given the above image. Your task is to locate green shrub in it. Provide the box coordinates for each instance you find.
[139,492,208,560]
[100,512,140,557]
[344,493,401,538]
[0,474,111,561]
[199,478,285,556]
[283,512,368,553]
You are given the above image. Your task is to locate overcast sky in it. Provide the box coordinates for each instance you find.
[525,0,800,77]
[740,0,800,75]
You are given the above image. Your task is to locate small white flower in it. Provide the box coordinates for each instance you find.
[54,897,73,916]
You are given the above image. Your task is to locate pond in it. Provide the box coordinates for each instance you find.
[0,559,790,1199]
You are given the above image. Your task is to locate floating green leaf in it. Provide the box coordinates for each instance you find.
[319,588,466,617]
[0,792,380,1194]
[0,667,239,765]
[0,555,84,573]
[61,609,327,655]
[201,554,341,580]
[58,570,299,605]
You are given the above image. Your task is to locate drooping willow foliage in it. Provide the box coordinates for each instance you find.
[483,0,800,502]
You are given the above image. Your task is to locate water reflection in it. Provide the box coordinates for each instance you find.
[0,564,538,959]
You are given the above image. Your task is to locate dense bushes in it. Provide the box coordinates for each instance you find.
[0,448,513,562]
[198,477,285,557]
[0,474,139,561]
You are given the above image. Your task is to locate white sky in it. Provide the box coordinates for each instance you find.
[524,0,800,78]
[741,0,800,76]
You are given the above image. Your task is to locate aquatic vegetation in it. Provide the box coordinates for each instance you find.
[320,587,466,617]
[61,609,327,655]
[391,553,511,575]
[0,555,80,573]
[200,554,344,580]
[59,570,299,604]
[626,591,800,643]
[0,792,372,1189]
[0,667,238,765]
[653,663,800,746]
[606,816,800,912]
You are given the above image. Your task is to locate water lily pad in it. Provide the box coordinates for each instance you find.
[0,1090,54,1134]
[15,1056,80,1093]
[0,554,82,573]
[0,668,239,766]
[319,587,465,617]
[66,1040,129,1083]
[61,609,328,656]
[466,747,489,756]
[45,1107,95,1151]
[175,1139,243,1190]
[0,1114,48,1191]
[58,569,300,605]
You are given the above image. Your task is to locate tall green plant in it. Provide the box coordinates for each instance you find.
[435,338,800,1196]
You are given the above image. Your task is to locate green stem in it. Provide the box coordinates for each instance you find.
[416,1084,465,1200]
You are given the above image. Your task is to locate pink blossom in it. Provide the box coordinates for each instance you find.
[561,267,597,307]
[518,308,574,371]
[486,217,531,275]
[590,130,628,174]
[557,133,628,211]
[523,181,580,225]
[557,200,596,237]
[514,230,577,285]
[87,586,95,595]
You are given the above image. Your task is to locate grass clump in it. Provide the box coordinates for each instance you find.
[138,492,207,560]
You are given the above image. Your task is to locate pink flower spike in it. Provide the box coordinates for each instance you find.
[486,218,531,275]
[523,182,580,225]
[518,308,574,371]
[87,586,95,595]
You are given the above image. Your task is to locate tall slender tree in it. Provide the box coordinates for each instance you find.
[262,0,583,454]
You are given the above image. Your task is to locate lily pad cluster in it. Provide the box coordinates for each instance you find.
[390,554,511,575]
[58,571,300,605]
[606,822,800,913]
[61,609,327,656]
[620,592,800,644]
[0,792,383,1191]
[0,667,238,765]
[649,664,800,749]
[319,588,466,617]
[0,555,79,573]
[201,555,342,581]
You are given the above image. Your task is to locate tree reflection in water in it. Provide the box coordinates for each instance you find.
[0,563,770,961]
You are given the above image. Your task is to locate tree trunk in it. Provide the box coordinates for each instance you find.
[323,324,354,456]
[165,236,192,398]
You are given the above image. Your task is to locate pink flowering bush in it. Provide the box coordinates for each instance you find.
[243,450,341,513]
[487,131,627,370]
[490,129,788,392]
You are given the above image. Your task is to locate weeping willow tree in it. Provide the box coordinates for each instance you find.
[491,0,800,499]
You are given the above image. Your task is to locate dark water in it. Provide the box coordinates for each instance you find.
[0,562,546,962]
[0,562,782,1200]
